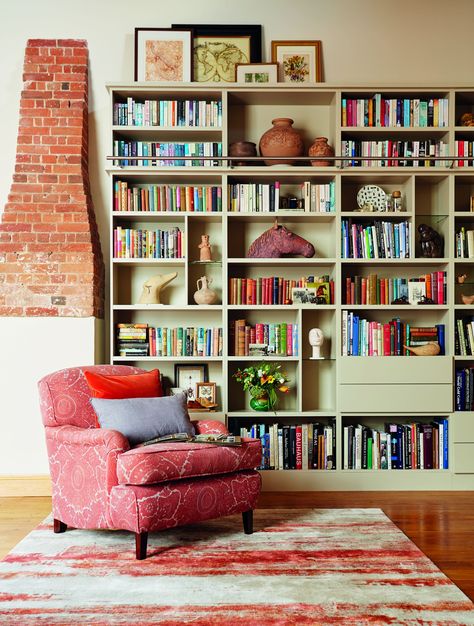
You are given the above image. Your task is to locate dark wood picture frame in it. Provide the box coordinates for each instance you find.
[172,24,262,83]
[134,27,193,82]
[174,363,209,401]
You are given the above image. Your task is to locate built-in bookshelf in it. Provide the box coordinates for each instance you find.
[106,83,474,490]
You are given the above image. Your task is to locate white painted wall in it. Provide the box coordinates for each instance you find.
[0,0,474,475]
[0,318,102,474]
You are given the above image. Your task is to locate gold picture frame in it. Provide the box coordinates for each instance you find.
[271,40,322,83]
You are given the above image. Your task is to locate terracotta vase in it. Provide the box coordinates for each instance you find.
[193,276,218,305]
[308,136,335,166]
[229,141,257,166]
[259,118,304,166]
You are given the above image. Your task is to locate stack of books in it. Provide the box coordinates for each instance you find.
[113,226,183,259]
[230,320,298,357]
[116,324,148,357]
[114,181,222,212]
[341,219,411,259]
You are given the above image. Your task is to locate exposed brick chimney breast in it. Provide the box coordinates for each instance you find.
[0,39,104,317]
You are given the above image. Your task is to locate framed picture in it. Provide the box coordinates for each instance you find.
[292,283,330,305]
[271,40,322,83]
[174,364,209,401]
[172,24,262,83]
[235,63,278,84]
[196,381,217,404]
[134,28,193,82]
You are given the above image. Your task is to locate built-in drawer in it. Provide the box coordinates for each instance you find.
[453,443,474,474]
[339,383,452,413]
[451,413,474,443]
[338,356,452,385]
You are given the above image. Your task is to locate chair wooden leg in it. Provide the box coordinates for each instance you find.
[242,509,253,534]
[135,531,148,560]
[53,519,67,533]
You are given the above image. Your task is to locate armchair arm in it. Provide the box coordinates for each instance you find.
[192,419,228,435]
[45,425,130,530]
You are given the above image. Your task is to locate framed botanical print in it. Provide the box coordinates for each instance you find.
[134,28,193,82]
[271,40,322,83]
[172,24,262,83]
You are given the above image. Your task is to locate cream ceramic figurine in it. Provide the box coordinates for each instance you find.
[309,328,324,359]
[138,272,177,304]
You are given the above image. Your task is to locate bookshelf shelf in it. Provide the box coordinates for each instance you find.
[106,82,474,490]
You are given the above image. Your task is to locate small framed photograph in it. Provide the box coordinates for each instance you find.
[172,24,262,83]
[174,364,209,401]
[408,281,426,305]
[235,63,278,84]
[134,28,193,82]
[196,381,217,404]
[271,40,322,83]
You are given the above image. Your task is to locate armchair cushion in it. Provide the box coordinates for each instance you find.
[91,393,195,447]
[84,368,162,400]
[116,438,262,486]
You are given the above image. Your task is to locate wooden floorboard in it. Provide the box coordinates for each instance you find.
[1,492,473,602]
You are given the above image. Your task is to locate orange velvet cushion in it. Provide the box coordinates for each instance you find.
[84,369,162,400]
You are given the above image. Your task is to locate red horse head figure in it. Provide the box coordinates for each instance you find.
[247,221,315,258]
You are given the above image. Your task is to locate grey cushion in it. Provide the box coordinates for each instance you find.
[91,393,195,446]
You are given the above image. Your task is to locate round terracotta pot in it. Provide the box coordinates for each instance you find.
[259,118,304,166]
[228,141,257,166]
[308,137,335,166]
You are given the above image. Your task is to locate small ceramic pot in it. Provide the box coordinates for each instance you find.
[308,137,335,166]
[229,141,257,166]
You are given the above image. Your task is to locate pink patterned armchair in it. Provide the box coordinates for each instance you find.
[38,365,262,559]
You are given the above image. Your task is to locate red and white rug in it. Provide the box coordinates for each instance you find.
[0,509,473,625]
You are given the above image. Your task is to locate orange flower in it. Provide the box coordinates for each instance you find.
[260,375,268,384]
[279,385,289,393]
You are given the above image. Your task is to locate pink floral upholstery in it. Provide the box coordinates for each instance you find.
[38,366,262,558]
[110,471,261,534]
[117,438,262,486]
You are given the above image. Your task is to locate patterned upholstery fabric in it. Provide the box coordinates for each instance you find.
[117,438,262,486]
[39,366,262,539]
[39,365,144,428]
[110,471,261,534]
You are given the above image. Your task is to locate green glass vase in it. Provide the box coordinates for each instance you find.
[250,395,270,411]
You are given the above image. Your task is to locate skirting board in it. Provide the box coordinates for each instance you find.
[0,476,51,497]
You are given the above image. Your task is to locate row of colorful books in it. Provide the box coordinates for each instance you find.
[455,367,474,411]
[114,181,222,212]
[228,276,334,306]
[113,98,222,127]
[230,320,299,357]
[227,181,335,213]
[454,140,474,168]
[341,314,445,356]
[341,219,411,259]
[344,273,447,305]
[455,227,474,258]
[343,419,449,470]
[455,316,474,356]
[238,421,336,470]
[113,227,183,259]
[116,324,223,357]
[113,141,222,167]
[341,95,449,128]
[341,139,449,167]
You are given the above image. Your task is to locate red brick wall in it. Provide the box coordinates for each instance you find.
[0,39,104,318]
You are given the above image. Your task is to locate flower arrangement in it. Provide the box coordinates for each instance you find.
[282,54,309,82]
[232,362,290,410]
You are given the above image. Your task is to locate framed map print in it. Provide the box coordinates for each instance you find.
[172,24,262,83]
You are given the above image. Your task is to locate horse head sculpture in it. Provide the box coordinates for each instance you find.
[247,220,315,258]
[138,272,178,304]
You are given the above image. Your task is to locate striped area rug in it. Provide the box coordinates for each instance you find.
[0,509,473,625]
